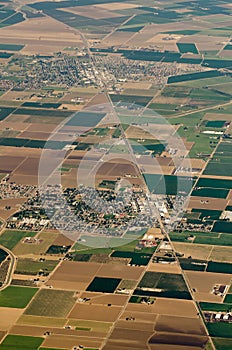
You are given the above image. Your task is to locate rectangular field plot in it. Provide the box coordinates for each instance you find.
[213,338,232,350]
[13,231,58,256]
[17,315,67,328]
[110,94,152,106]
[207,322,232,338]
[15,258,58,276]
[135,271,191,299]
[0,107,15,121]
[191,187,229,199]
[0,43,24,51]
[199,302,232,312]
[212,221,232,234]
[206,261,232,274]
[144,174,194,195]
[177,43,199,54]
[0,286,38,308]
[66,111,105,127]
[24,289,76,317]
[194,178,232,190]
[86,277,121,293]
[0,334,43,350]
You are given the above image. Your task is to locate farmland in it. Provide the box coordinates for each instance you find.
[0,0,231,349]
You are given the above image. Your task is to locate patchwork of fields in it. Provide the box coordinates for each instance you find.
[0,0,231,349]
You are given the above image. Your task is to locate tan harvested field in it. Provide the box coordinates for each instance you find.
[101,31,135,46]
[125,125,160,140]
[142,164,175,175]
[7,114,66,125]
[120,309,157,323]
[96,2,140,10]
[147,262,181,274]
[13,231,58,256]
[61,168,79,188]
[0,155,26,172]
[79,292,129,306]
[97,264,143,280]
[10,324,106,338]
[150,299,199,318]
[13,157,41,176]
[188,197,228,210]
[123,82,152,90]
[52,233,74,246]
[173,242,212,260]
[17,315,66,327]
[17,131,51,140]
[147,33,181,52]
[0,146,42,158]
[149,345,205,350]
[210,246,232,262]
[155,315,206,335]
[0,308,23,330]
[186,271,232,301]
[0,197,27,220]
[68,303,122,322]
[103,344,147,350]
[0,90,36,101]
[48,261,101,290]
[106,327,155,347]
[153,96,190,105]
[0,17,83,54]
[149,332,208,348]
[25,123,58,132]
[9,174,39,185]
[123,88,157,97]
[0,332,5,343]
[203,112,232,121]
[96,161,139,178]
[42,334,103,349]
[0,120,29,131]
[116,319,154,332]
[58,103,82,111]
[64,5,122,19]
[178,34,225,51]
[179,158,206,171]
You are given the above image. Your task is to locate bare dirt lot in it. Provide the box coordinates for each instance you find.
[97,264,144,280]
[0,307,23,330]
[48,261,102,291]
[68,303,122,322]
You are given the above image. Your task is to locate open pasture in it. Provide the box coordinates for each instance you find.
[0,230,36,250]
[13,231,58,256]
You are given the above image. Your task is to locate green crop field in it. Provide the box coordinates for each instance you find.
[15,258,58,276]
[0,335,43,350]
[0,43,24,51]
[0,286,38,308]
[213,338,232,350]
[207,322,232,338]
[0,230,36,250]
